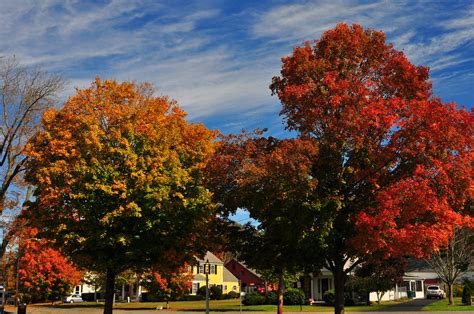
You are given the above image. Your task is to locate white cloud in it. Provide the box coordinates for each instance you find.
[253,0,386,40]
[0,0,471,128]
[0,1,281,121]
[252,0,474,105]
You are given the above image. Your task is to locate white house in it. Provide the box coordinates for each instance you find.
[300,259,474,303]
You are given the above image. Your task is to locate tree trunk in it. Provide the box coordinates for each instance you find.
[377,291,385,304]
[104,268,116,314]
[448,283,453,305]
[277,272,284,314]
[333,266,346,314]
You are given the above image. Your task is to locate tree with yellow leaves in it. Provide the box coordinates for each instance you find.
[25,78,217,314]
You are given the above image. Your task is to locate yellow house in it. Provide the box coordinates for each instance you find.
[190,252,240,295]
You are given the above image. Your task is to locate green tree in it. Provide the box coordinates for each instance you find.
[83,272,102,301]
[25,78,217,314]
[350,257,406,304]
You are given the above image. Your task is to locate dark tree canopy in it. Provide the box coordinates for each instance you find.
[207,133,322,314]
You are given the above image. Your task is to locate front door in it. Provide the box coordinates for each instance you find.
[320,278,329,298]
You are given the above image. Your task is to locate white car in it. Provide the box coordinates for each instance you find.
[426,285,446,299]
[63,294,83,303]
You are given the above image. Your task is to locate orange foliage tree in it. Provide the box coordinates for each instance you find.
[141,265,193,301]
[25,78,217,314]
[18,228,83,303]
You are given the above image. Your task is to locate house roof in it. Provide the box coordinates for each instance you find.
[406,259,433,272]
[223,267,239,283]
[193,274,206,281]
[196,251,223,264]
[226,258,262,279]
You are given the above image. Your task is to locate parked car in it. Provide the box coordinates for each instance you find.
[426,285,446,299]
[63,294,83,303]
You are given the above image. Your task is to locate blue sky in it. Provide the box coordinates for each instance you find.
[1,0,473,223]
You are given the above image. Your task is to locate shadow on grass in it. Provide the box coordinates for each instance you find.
[169,310,268,312]
[53,303,104,308]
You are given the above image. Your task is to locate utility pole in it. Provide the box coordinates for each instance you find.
[205,259,210,314]
[239,278,242,314]
[239,271,243,314]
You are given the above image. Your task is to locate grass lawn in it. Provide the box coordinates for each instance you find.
[422,297,474,311]
[55,299,408,312]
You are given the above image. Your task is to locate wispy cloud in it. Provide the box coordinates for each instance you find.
[253,0,385,41]
[0,0,280,124]
[0,0,471,137]
[252,0,474,106]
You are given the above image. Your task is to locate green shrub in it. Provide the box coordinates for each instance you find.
[265,291,278,305]
[210,286,223,300]
[453,284,464,297]
[323,290,335,305]
[344,294,355,306]
[196,286,223,300]
[180,294,205,301]
[242,292,266,305]
[140,292,161,302]
[197,286,207,297]
[462,285,472,305]
[284,288,305,305]
[224,291,240,299]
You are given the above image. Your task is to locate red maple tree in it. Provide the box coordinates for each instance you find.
[268,23,473,314]
[141,265,193,301]
[17,227,83,302]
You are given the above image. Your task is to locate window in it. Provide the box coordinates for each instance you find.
[192,283,200,294]
[199,265,204,274]
[210,265,215,274]
[224,285,227,290]
[233,286,237,291]
[416,281,423,292]
[402,281,410,289]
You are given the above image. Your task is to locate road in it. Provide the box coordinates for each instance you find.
[1,299,456,314]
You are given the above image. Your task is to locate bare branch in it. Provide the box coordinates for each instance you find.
[0,56,63,215]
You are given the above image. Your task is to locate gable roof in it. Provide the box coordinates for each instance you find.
[406,259,434,272]
[193,274,206,281]
[226,258,262,279]
[196,251,223,264]
[223,267,239,282]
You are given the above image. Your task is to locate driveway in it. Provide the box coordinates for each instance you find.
[370,298,439,313]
